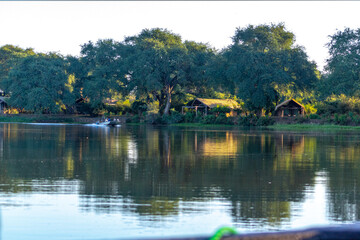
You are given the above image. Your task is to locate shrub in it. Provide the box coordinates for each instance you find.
[238,115,258,126]
[215,113,230,125]
[334,113,349,125]
[295,116,308,123]
[104,104,124,115]
[309,114,321,119]
[145,113,159,124]
[193,115,202,123]
[131,101,147,115]
[184,112,195,123]
[116,100,131,114]
[202,115,216,124]
[211,106,231,115]
[316,94,360,115]
[126,114,140,123]
[168,111,184,123]
[256,116,274,126]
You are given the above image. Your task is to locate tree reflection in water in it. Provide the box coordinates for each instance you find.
[1,124,360,230]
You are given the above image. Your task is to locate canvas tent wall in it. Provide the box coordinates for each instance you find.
[274,99,305,117]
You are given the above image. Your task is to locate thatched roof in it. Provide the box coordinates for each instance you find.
[275,99,304,111]
[195,98,240,109]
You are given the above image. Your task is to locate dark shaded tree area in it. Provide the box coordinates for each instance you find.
[0,24,358,117]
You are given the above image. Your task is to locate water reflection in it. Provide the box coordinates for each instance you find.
[1,123,360,237]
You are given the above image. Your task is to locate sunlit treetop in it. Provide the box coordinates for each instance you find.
[232,23,295,52]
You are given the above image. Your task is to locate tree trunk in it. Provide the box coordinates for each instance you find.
[163,85,172,115]
[256,108,263,117]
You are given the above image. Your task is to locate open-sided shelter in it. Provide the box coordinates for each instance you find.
[182,98,240,116]
[0,97,8,113]
[274,99,305,117]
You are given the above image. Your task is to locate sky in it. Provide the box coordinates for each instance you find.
[1,1,360,71]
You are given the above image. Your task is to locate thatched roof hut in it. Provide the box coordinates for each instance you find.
[182,98,241,116]
[274,99,305,117]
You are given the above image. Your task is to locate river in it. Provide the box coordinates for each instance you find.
[0,123,359,239]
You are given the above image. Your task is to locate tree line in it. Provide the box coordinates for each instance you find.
[0,23,359,121]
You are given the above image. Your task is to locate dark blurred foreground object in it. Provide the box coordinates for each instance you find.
[143,224,360,240]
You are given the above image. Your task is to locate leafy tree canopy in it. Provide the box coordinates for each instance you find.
[123,28,214,115]
[0,45,36,92]
[320,28,360,97]
[4,54,72,113]
[75,39,128,112]
[223,23,318,114]
[232,23,294,52]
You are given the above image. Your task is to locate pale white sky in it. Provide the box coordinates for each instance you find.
[1,1,359,71]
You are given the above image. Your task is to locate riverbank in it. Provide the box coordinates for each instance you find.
[2,114,360,131]
[268,123,360,131]
[0,114,103,124]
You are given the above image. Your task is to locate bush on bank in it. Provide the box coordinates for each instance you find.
[125,111,275,126]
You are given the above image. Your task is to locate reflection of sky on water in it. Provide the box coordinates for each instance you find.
[1,124,360,239]
[0,174,339,239]
[125,139,138,181]
[291,171,330,229]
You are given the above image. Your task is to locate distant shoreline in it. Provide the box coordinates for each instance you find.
[2,115,360,131]
[0,114,100,124]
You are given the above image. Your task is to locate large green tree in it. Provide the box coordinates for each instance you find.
[123,28,214,115]
[320,28,360,97]
[76,39,127,111]
[222,23,318,115]
[4,54,73,113]
[0,45,35,93]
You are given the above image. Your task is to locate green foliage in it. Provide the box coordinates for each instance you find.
[334,113,349,125]
[4,54,73,113]
[210,106,231,115]
[76,102,94,115]
[221,23,318,115]
[184,112,195,123]
[131,100,148,115]
[146,111,185,125]
[316,94,360,115]
[77,39,127,114]
[126,114,141,123]
[123,28,215,115]
[104,104,124,115]
[202,115,217,124]
[304,103,317,115]
[0,45,36,93]
[295,116,308,123]
[215,113,233,125]
[319,28,360,97]
[238,115,258,126]
[256,116,275,126]
[193,115,203,123]
[238,114,274,126]
[309,114,321,119]
[167,111,184,123]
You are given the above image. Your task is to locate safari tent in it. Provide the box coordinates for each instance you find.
[182,98,241,117]
[274,99,305,117]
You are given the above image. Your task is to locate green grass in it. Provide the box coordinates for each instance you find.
[0,116,35,123]
[0,115,88,124]
[268,123,360,131]
[169,123,237,128]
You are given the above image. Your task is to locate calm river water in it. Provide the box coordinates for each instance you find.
[0,123,359,239]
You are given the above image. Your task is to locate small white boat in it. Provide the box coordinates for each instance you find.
[96,119,120,127]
